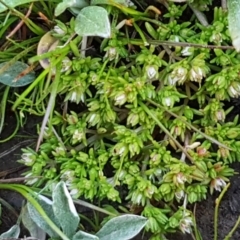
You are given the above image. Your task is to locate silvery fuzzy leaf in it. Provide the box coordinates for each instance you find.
[52,181,80,238]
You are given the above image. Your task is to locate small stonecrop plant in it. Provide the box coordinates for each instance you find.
[8,0,240,239]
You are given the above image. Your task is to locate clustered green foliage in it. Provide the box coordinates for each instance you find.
[17,1,240,239]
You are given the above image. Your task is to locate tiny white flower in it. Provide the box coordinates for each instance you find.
[70,91,77,102]
[234,82,240,91]
[175,190,185,200]
[169,66,188,85]
[127,113,139,126]
[54,26,65,35]
[229,86,237,97]
[228,83,240,97]
[214,178,226,192]
[54,146,65,156]
[189,66,205,83]
[118,146,126,156]
[20,111,25,119]
[89,113,96,123]
[125,0,134,7]
[70,188,80,198]
[181,47,193,56]
[25,173,39,185]
[80,93,85,102]
[114,93,127,105]
[61,170,75,181]
[168,75,178,85]
[91,74,98,84]
[180,216,193,234]
[210,33,222,44]
[61,57,71,72]
[72,129,84,141]
[171,35,179,42]
[21,153,35,166]
[154,168,162,177]
[118,170,126,180]
[146,65,157,79]
[146,185,155,195]
[151,153,160,162]
[163,97,172,107]
[185,142,201,149]
[215,110,225,122]
[70,189,79,195]
[105,47,117,61]
[107,177,115,186]
[134,192,143,205]
[190,68,197,79]
[176,173,186,185]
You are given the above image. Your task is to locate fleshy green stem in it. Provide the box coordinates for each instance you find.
[139,101,193,161]
[189,3,209,26]
[224,216,240,240]
[0,86,10,134]
[146,99,232,150]
[12,68,49,111]
[12,56,65,111]
[132,22,148,46]
[214,183,230,240]
[36,60,63,151]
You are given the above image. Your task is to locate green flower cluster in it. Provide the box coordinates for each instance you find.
[18,3,240,237]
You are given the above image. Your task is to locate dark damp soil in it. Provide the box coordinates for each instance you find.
[0,109,40,236]
[1,110,240,239]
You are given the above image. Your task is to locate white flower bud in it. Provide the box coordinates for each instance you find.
[189,66,205,83]
[228,82,240,97]
[176,173,187,184]
[25,173,39,185]
[114,92,127,105]
[70,91,77,102]
[169,66,188,85]
[72,129,84,141]
[61,170,75,181]
[181,47,193,56]
[21,153,35,166]
[175,190,185,200]
[210,33,222,44]
[185,142,201,149]
[61,57,71,72]
[215,110,225,122]
[70,188,80,199]
[53,26,65,35]
[212,178,226,192]
[105,47,117,61]
[180,216,193,234]
[53,146,65,156]
[146,65,157,79]
[163,97,172,107]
